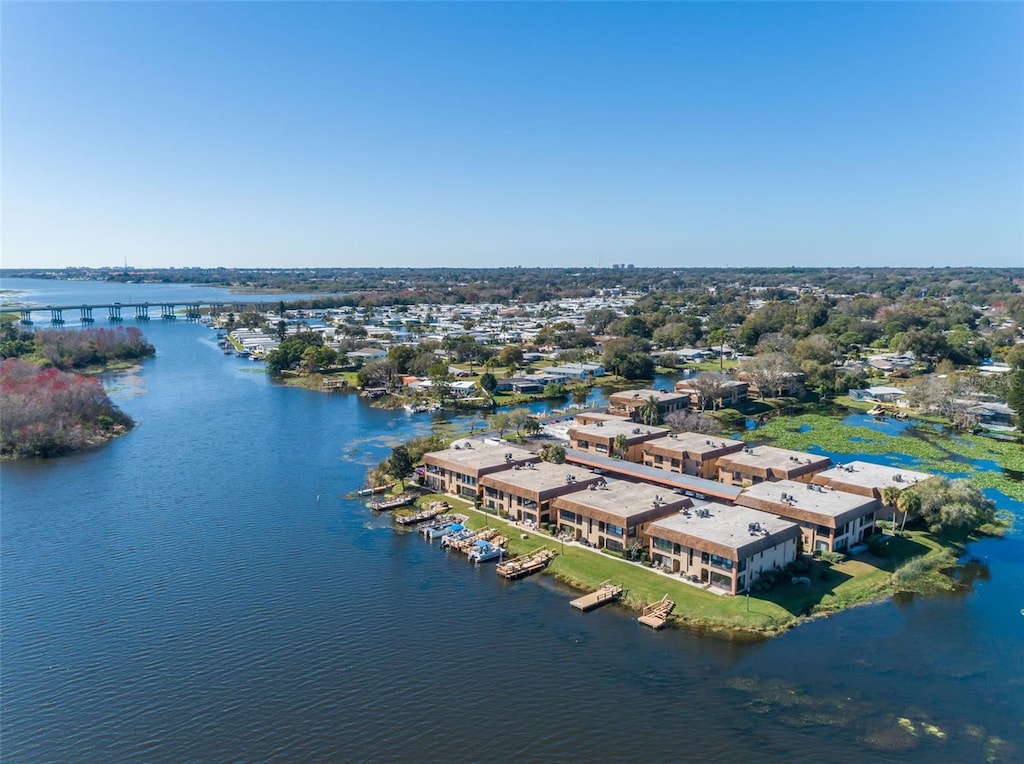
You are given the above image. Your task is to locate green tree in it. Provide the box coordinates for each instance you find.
[1007,371,1024,431]
[386,446,414,490]
[479,372,498,398]
[539,443,566,463]
[613,433,629,460]
[638,396,662,426]
[570,385,589,407]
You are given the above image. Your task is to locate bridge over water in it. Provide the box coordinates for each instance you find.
[13,300,279,326]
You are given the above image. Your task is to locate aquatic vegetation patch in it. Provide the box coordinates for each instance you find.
[744,413,1024,502]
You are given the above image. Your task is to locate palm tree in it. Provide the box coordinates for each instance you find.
[638,396,662,426]
[881,485,902,534]
[613,433,629,460]
[895,490,921,536]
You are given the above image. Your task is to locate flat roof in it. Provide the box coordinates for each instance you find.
[610,388,688,404]
[643,432,746,456]
[554,480,690,522]
[649,502,800,559]
[480,461,601,494]
[569,420,669,440]
[737,480,877,527]
[564,449,743,502]
[424,440,537,472]
[716,445,831,477]
[812,461,931,493]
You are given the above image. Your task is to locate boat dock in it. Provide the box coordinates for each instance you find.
[367,492,418,511]
[496,547,557,580]
[570,580,623,612]
[637,595,676,629]
[357,484,395,497]
[393,501,450,526]
[447,527,498,553]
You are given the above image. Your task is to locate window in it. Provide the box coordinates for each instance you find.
[596,444,608,454]
[737,558,747,573]
[709,570,732,590]
[710,554,733,571]
[577,439,589,449]
[606,523,624,538]
[653,537,673,552]
[559,509,580,524]
[671,458,680,468]
[605,538,623,552]
[519,497,537,509]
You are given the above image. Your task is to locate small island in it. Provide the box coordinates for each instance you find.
[0,319,154,459]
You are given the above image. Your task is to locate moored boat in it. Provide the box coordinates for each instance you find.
[425,522,463,540]
[468,540,504,564]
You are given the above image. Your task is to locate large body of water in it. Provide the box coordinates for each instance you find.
[2,278,1022,762]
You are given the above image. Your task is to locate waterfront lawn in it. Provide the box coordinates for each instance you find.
[410,497,965,635]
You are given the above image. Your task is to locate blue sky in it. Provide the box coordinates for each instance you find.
[3,2,1022,269]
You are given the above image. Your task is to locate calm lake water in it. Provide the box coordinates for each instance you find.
[2,278,1022,762]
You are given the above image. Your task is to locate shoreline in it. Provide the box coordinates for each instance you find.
[389,495,992,639]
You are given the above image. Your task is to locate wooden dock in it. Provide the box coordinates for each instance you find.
[448,527,499,553]
[496,547,557,580]
[393,501,449,526]
[367,492,418,511]
[637,595,676,629]
[570,580,623,612]
[357,483,395,497]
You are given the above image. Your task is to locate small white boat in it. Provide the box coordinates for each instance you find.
[425,522,463,540]
[440,528,475,548]
[468,540,504,563]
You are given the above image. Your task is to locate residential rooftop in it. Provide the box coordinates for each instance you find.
[569,420,670,440]
[424,439,537,472]
[554,480,690,522]
[480,460,601,494]
[811,460,931,496]
[643,432,746,457]
[737,480,878,525]
[716,445,831,478]
[649,501,800,558]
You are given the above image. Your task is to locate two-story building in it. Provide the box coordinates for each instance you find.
[646,502,801,594]
[641,432,747,479]
[422,440,538,499]
[607,389,690,422]
[716,445,831,487]
[568,419,670,462]
[811,461,931,500]
[736,480,879,553]
[674,375,749,410]
[552,480,690,552]
[478,461,603,526]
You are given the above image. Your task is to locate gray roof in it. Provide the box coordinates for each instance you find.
[649,502,800,559]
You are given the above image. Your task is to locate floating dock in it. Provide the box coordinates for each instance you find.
[570,580,623,612]
[637,595,676,629]
[496,547,557,580]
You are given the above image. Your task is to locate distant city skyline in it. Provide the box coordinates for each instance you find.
[3,2,1022,270]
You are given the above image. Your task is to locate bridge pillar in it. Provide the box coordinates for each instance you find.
[185,303,200,321]
[135,304,150,321]
[50,308,64,325]
[19,310,33,325]
[80,307,95,324]
[108,305,123,322]
[161,304,177,320]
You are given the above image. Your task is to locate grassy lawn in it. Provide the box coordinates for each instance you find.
[395,494,971,636]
